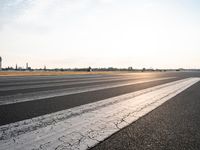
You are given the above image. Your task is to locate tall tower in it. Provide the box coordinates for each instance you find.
[26,63,28,70]
[16,64,18,70]
[0,56,2,70]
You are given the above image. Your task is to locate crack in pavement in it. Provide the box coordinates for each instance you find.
[0,78,199,150]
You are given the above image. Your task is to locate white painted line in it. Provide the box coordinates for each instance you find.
[0,78,199,150]
[0,76,146,86]
[0,76,152,91]
[0,77,175,105]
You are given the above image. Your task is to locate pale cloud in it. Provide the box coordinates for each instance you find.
[0,0,200,69]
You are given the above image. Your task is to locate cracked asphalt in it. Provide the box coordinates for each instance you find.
[1,71,200,150]
[91,77,200,150]
[0,72,189,126]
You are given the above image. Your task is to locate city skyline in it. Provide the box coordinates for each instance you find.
[0,56,198,70]
[0,0,200,69]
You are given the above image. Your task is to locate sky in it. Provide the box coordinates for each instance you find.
[0,0,200,69]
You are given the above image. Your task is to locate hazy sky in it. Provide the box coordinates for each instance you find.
[0,0,200,69]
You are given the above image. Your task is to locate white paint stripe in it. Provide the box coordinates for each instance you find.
[0,77,187,137]
[0,73,140,83]
[0,76,145,86]
[0,78,199,150]
[0,74,107,80]
[0,76,150,91]
[0,77,174,105]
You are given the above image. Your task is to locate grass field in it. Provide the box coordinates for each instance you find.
[0,71,120,77]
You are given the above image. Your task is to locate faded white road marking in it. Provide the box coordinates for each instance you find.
[0,76,147,87]
[0,76,151,91]
[0,77,174,105]
[0,78,199,150]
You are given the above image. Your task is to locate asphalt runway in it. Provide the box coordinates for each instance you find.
[91,76,200,150]
[0,71,200,150]
[0,72,186,125]
[0,72,199,125]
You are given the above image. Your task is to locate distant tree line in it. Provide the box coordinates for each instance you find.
[2,66,199,72]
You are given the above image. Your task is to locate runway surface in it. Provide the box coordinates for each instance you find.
[91,75,200,150]
[0,71,200,150]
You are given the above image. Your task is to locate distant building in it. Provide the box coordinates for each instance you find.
[15,64,18,70]
[26,63,29,70]
[128,67,133,71]
[18,67,23,70]
[25,63,32,70]
[0,56,2,70]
